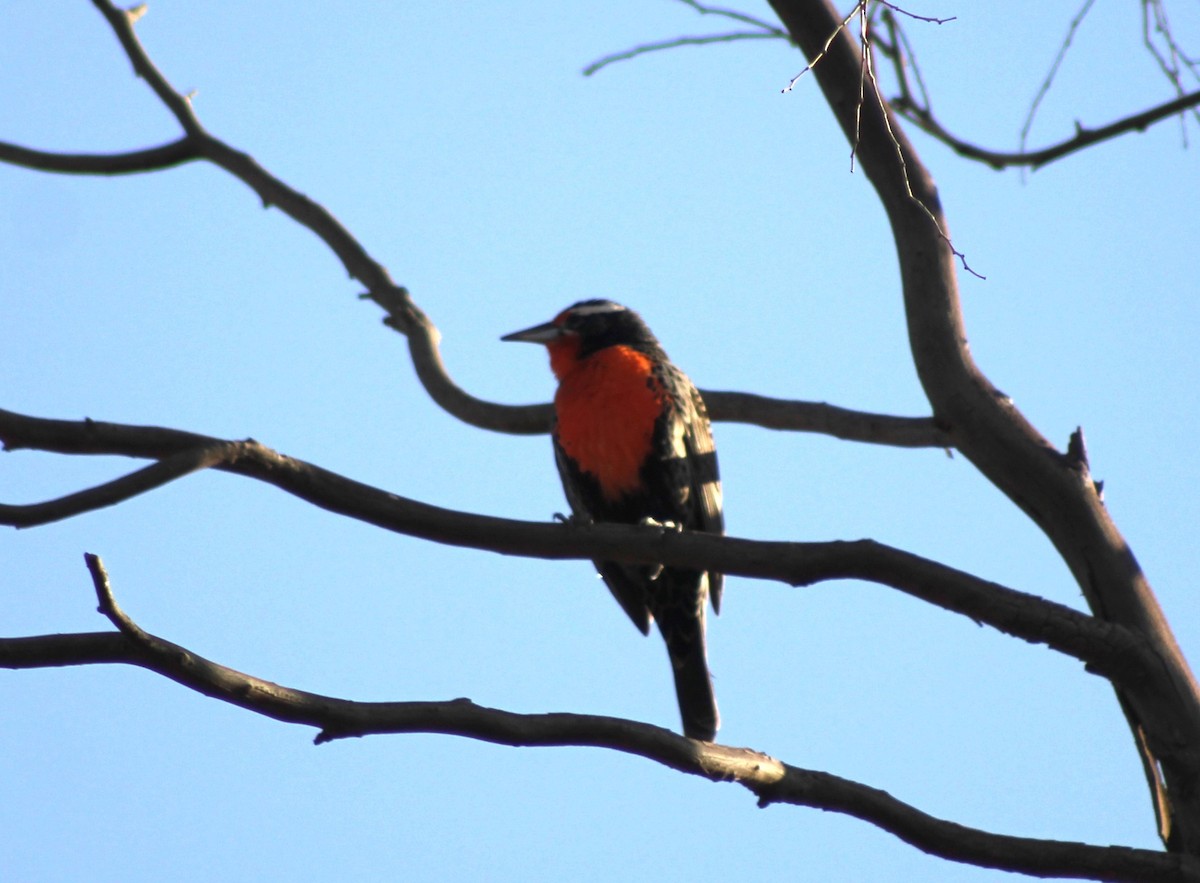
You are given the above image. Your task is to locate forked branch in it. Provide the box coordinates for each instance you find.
[0,407,1160,685]
[876,0,1200,169]
[767,0,1200,854]
[0,0,947,451]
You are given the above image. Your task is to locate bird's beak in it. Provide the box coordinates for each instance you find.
[501,320,562,344]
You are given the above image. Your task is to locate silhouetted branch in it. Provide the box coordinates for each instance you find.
[701,392,949,446]
[0,3,924,450]
[0,137,198,175]
[581,0,795,76]
[3,1,1197,874]
[876,0,1200,170]
[585,32,784,77]
[768,0,1200,854]
[0,554,1191,883]
[874,0,1200,170]
[0,441,242,528]
[894,88,1200,171]
[0,407,1160,685]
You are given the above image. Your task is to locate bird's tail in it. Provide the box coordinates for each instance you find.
[669,636,719,742]
[658,572,719,742]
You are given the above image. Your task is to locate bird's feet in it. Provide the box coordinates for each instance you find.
[637,517,680,581]
[638,516,681,532]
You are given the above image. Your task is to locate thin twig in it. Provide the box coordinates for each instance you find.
[852,2,869,171]
[584,0,788,76]
[1141,0,1200,143]
[784,2,981,276]
[584,31,784,76]
[677,0,788,33]
[1020,0,1098,158]
[782,1,861,92]
[873,0,955,26]
[859,5,983,278]
[877,8,932,115]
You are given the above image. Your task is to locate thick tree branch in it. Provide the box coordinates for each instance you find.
[0,555,1192,883]
[0,407,1160,687]
[768,0,1200,852]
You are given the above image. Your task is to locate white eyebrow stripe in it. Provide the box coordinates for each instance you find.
[569,301,626,317]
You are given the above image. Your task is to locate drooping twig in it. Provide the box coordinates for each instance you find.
[584,0,788,75]
[785,3,983,278]
[863,7,984,277]
[584,32,784,77]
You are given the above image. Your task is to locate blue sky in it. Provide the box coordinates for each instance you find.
[3,3,1198,881]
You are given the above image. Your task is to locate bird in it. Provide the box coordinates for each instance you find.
[502,299,724,741]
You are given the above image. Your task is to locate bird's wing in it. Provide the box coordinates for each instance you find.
[680,382,724,613]
[655,367,725,614]
[682,384,724,536]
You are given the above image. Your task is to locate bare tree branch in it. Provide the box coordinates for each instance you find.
[582,0,791,78]
[0,441,242,528]
[0,3,927,450]
[785,3,984,278]
[584,32,784,77]
[0,137,198,175]
[894,88,1200,171]
[767,0,1200,853]
[673,0,786,33]
[0,407,1162,686]
[0,555,1192,883]
[875,0,1200,170]
[700,391,948,446]
[3,3,1197,873]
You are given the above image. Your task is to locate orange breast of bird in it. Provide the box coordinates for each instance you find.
[551,341,665,502]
